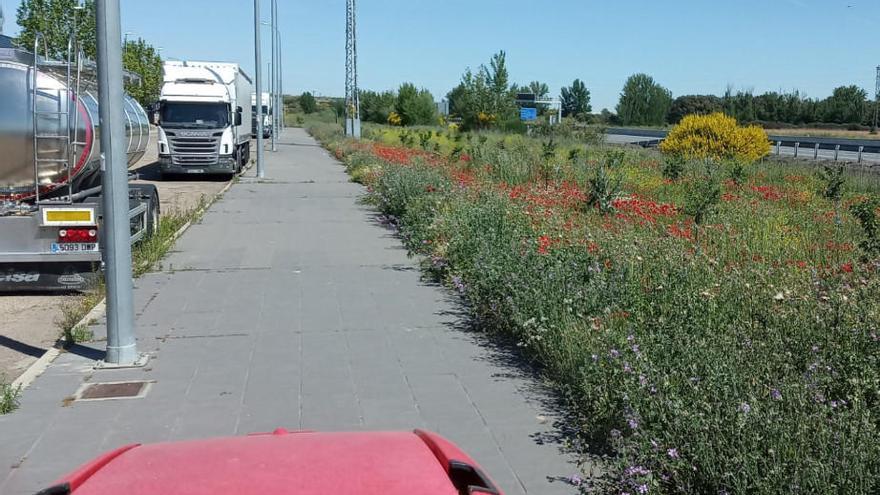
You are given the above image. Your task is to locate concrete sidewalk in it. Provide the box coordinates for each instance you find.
[0,129,582,494]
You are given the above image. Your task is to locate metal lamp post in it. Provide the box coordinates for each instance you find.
[253,0,265,178]
[96,0,139,365]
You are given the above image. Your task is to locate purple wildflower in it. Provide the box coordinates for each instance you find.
[610,349,620,359]
[627,334,635,342]
[771,388,782,401]
[639,374,648,386]
[451,276,466,294]
[631,344,640,355]
[667,448,679,459]
[628,417,639,430]
[623,362,633,374]
[568,474,582,486]
[637,484,649,494]
[740,402,751,414]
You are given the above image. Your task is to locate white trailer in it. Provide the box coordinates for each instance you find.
[252,92,273,139]
[154,61,253,178]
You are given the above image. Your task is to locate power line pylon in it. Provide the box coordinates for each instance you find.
[345,0,360,138]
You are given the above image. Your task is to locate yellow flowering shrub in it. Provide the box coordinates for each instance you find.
[387,112,402,126]
[477,112,496,126]
[660,112,770,163]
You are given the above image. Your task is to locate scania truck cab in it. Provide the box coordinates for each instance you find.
[155,61,253,178]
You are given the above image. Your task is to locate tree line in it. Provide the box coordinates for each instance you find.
[15,0,163,108]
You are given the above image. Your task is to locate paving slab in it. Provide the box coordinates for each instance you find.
[0,128,582,495]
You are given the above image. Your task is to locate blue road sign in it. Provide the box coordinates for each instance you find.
[520,107,538,121]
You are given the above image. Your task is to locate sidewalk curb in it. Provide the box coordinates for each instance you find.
[9,177,237,393]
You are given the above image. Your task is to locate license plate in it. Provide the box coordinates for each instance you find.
[51,243,99,253]
[186,169,205,174]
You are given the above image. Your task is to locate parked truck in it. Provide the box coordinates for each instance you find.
[0,36,158,291]
[154,61,253,178]
[252,92,273,139]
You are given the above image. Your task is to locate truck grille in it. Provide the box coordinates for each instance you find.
[166,131,223,166]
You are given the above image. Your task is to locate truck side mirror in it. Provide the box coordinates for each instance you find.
[235,106,242,126]
[148,103,160,126]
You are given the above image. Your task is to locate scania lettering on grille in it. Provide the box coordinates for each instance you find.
[178,131,211,138]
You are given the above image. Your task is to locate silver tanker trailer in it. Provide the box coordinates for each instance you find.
[0,37,159,291]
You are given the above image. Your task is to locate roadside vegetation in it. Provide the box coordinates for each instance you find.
[310,118,880,494]
[0,381,20,414]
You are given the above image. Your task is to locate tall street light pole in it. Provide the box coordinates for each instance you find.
[96,0,138,365]
[276,27,283,132]
[269,0,278,151]
[253,0,265,178]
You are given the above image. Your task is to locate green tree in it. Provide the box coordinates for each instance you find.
[299,92,317,114]
[616,73,673,126]
[331,98,346,124]
[395,83,436,126]
[667,94,723,124]
[16,0,97,59]
[560,79,592,121]
[821,85,868,124]
[447,51,515,130]
[360,89,396,124]
[121,38,162,107]
[18,0,162,108]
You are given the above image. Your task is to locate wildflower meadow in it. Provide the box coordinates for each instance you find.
[310,121,880,494]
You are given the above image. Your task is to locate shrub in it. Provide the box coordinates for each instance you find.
[662,156,686,181]
[850,196,880,260]
[660,113,771,163]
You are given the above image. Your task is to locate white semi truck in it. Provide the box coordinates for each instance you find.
[154,61,253,178]
[252,92,273,139]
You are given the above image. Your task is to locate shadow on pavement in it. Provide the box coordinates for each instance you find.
[0,335,47,360]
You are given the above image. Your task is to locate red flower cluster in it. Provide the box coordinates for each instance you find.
[750,185,783,201]
[503,181,587,210]
[372,144,419,164]
[667,223,693,240]
[452,170,476,188]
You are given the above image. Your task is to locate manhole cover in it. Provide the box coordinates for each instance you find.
[75,381,153,402]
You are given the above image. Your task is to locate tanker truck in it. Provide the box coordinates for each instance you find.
[0,37,158,292]
[153,61,252,178]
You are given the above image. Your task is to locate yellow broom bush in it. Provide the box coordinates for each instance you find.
[660,112,770,163]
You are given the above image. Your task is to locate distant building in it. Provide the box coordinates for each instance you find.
[436,99,449,116]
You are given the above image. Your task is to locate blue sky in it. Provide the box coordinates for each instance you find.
[2,0,878,110]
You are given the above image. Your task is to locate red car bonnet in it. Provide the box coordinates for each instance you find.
[47,429,501,495]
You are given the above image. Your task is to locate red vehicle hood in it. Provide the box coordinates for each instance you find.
[48,429,500,495]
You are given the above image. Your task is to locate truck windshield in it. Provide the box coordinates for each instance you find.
[161,102,229,128]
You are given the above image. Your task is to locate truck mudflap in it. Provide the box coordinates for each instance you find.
[0,262,100,292]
